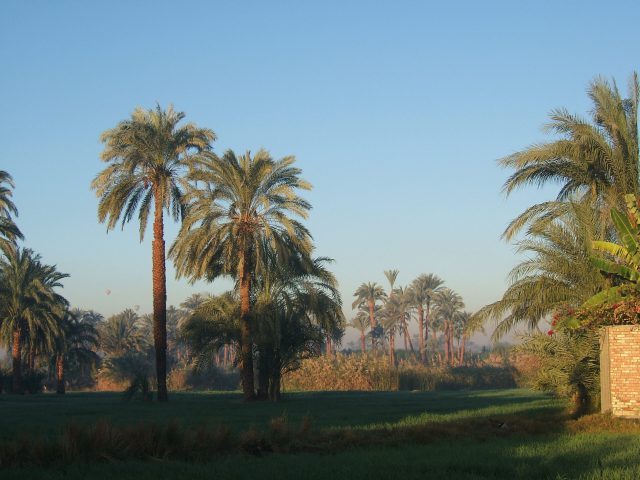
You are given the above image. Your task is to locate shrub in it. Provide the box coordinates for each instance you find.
[283,354,517,392]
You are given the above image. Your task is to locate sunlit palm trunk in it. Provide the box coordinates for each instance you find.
[239,252,255,400]
[459,337,466,366]
[12,327,22,394]
[152,190,168,402]
[325,335,332,356]
[56,354,65,394]
[223,344,229,368]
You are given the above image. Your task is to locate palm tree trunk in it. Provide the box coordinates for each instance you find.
[56,354,65,394]
[12,327,22,394]
[444,322,450,365]
[368,299,376,350]
[223,344,229,368]
[389,331,396,367]
[459,337,466,366]
[404,321,415,353]
[360,331,366,353]
[239,251,255,400]
[152,190,168,402]
[418,305,425,362]
[326,334,332,356]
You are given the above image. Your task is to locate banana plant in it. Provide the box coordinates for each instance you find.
[586,194,640,307]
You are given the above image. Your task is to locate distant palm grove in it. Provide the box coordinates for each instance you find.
[1,72,639,414]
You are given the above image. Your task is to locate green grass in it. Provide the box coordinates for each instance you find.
[0,389,560,439]
[1,389,638,479]
[3,433,640,480]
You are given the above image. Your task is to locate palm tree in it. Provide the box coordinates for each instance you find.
[348,310,370,352]
[170,149,313,400]
[91,105,215,401]
[409,274,444,362]
[0,171,23,253]
[432,288,464,365]
[54,308,100,394]
[383,270,413,352]
[0,248,68,393]
[352,282,386,350]
[500,73,639,241]
[381,286,411,367]
[452,311,483,366]
[474,204,605,340]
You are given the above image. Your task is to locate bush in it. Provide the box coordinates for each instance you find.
[283,354,517,392]
[168,364,240,391]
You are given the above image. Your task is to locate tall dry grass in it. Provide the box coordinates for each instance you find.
[283,354,517,392]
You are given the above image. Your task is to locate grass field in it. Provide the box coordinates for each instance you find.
[1,389,639,479]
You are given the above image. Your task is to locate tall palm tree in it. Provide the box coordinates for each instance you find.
[0,171,23,253]
[500,73,639,241]
[170,149,313,400]
[348,310,370,352]
[381,286,411,367]
[352,282,386,350]
[0,248,68,393]
[409,274,444,362]
[54,308,100,394]
[91,105,215,401]
[432,288,464,365]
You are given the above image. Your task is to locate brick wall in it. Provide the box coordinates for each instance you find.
[601,326,640,418]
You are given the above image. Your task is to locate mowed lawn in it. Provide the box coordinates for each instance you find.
[1,389,640,479]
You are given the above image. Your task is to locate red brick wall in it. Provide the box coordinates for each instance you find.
[601,326,640,418]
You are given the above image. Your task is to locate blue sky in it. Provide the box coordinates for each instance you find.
[1,1,638,344]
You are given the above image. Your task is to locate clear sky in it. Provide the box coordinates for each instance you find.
[1,1,638,345]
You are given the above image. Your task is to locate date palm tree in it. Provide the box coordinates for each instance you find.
[352,282,386,350]
[170,149,313,400]
[348,310,370,352]
[91,104,215,401]
[410,273,444,362]
[0,248,68,393]
[474,204,605,340]
[500,73,639,240]
[0,171,23,253]
[381,286,411,366]
[432,288,464,365]
[54,308,100,394]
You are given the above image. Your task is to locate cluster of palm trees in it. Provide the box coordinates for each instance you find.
[1,171,98,394]
[476,72,639,338]
[92,105,343,401]
[350,271,480,366]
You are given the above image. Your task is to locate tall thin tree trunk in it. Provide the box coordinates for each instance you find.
[404,321,414,353]
[152,190,168,402]
[56,354,65,394]
[402,324,408,351]
[12,327,22,394]
[257,348,269,400]
[418,305,425,362]
[223,344,229,368]
[459,337,466,365]
[444,322,450,365]
[368,299,376,350]
[326,335,332,356]
[239,251,255,400]
[27,349,34,375]
[389,331,396,367]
